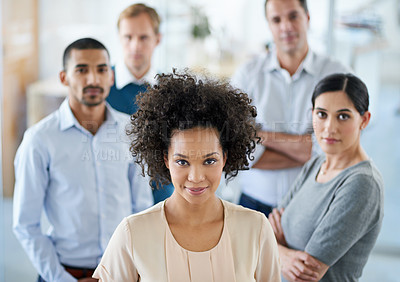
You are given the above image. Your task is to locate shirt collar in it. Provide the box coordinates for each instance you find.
[59,99,78,131]
[115,61,157,89]
[301,49,317,76]
[59,99,118,131]
[264,45,317,76]
[264,45,280,72]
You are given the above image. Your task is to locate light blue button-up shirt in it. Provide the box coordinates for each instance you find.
[13,99,153,282]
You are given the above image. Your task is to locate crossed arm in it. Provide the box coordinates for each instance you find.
[268,208,329,282]
[253,131,312,170]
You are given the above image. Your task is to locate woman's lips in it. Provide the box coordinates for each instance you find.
[185,187,207,196]
[323,138,339,144]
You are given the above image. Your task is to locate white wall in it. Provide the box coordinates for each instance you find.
[36,0,337,78]
[334,0,400,83]
[38,0,163,78]
[38,0,400,83]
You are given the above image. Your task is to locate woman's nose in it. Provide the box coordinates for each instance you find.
[324,117,337,133]
[187,166,205,183]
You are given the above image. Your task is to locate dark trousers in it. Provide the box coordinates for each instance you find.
[37,264,96,281]
[239,193,274,217]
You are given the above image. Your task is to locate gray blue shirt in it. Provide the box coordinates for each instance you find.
[13,100,153,282]
[280,155,384,281]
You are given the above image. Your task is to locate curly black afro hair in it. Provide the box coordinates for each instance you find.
[127,70,259,188]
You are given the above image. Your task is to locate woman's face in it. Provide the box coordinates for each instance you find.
[312,90,370,155]
[164,127,226,205]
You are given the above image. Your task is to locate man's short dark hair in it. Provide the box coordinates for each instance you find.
[265,0,309,15]
[63,38,110,70]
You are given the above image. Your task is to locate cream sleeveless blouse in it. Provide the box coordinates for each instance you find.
[93,200,281,282]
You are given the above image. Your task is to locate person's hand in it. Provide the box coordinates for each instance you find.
[78,278,98,282]
[279,247,321,282]
[268,208,287,246]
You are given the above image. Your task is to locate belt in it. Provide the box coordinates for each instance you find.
[62,264,96,279]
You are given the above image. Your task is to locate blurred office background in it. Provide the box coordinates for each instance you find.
[1,0,399,281]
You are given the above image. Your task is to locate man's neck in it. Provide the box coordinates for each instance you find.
[127,64,150,81]
[69,100,106,135]
[277,46,309,76]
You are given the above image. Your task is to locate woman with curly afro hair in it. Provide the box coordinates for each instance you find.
[93,71,281,282]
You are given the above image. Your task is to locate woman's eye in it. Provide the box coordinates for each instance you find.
[204,159,216,165]
[316,111,327,118]
[338,114,350,120]
[176,160,188,166]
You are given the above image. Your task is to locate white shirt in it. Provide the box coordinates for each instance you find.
[114,60,158,89]
[231,46,350,206]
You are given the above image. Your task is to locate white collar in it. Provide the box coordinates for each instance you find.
[264,45,317,80]
[59,99,118,131]
[115,61,157,89]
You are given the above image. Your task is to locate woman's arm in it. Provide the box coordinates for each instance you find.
[303,174,383,269]
[269,209,329,282]
[278,245,328,282]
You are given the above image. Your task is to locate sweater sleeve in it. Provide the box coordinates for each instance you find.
[304,173,383,265]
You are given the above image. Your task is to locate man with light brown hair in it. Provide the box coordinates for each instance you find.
[107,3,173,203]
[106,3,161,115]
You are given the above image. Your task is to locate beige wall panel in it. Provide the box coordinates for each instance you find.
[2,0,38,197]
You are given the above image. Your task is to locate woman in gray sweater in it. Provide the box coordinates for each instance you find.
[268,73,384,282]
